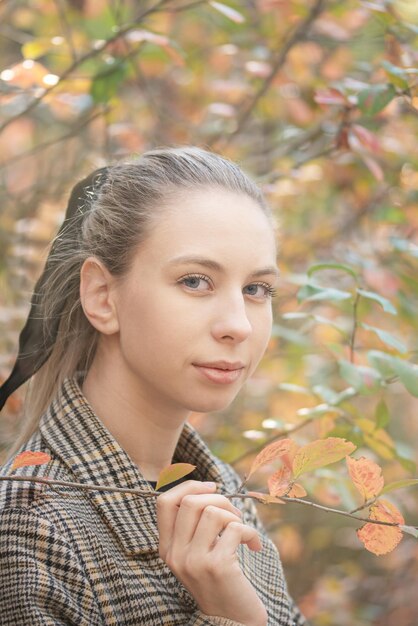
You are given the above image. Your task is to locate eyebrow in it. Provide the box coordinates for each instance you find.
[168,255,280,279]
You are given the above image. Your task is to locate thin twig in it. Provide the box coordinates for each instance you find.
[209,0,327,149]
[0,0,174,135]
[53,0,78,62]
[1,474,415,531]
[350,290,361,363]
[0,108,109,171]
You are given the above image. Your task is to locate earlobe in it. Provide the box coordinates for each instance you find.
[80,257,119,334]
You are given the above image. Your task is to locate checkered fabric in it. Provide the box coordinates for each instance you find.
[0,377,307,625]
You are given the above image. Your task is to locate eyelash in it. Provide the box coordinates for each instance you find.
[177,273,277,299]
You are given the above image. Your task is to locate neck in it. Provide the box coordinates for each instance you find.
[81,348,189,482]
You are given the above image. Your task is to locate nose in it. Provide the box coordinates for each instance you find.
[211,293,252,343]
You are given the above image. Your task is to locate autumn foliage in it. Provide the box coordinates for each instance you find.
[8,436,417,557]
[1,0,417,623]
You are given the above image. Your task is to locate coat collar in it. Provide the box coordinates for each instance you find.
[40,377,224,556]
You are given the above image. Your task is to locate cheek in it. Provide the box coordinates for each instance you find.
[120,291,184,358]
[252,308,273,353]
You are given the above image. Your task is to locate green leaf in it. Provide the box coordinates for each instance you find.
[298,284,352,303]
[282,312,346,334]
[90,60,129,104]
[382,479,418,495]
[375,399,390,429]
[281,312,309,320]
[297,403,341,418]
[312,385,341,405]
[362,323,407,353]
[272,324,309,346]
[391,358,418,397]
[307,262,358,280]
[357,83,397,115]
[278,383,311,395]
[155,463,196,490]
[339,360,382,395]
[357,289,397,314]
[367,350,396,378]
[381,60,410,89]
[400,525,418,539]
[396,454,416,474]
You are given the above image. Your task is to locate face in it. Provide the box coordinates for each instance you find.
[110,187,278,417]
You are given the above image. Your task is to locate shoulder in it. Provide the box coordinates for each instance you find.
[0,430,69,511]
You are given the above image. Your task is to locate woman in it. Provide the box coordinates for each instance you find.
[0,147,306,626]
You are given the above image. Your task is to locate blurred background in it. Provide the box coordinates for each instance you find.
[0,1,417,623]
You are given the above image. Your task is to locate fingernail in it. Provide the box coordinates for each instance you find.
[203,481,216,488]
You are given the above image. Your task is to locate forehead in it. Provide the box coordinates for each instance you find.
[138,187,277,267]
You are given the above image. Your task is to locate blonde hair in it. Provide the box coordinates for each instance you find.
[7,146,271,459]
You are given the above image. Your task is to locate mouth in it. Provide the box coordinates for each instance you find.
[193,361,245,385]
[194,360,245,371]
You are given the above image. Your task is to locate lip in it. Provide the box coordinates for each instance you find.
[194,360,245,370]
[193,361,245,385]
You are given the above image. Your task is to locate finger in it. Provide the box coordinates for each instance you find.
[190,506,242,554]
[157,481,217,556]
[172,495,242,547]
[212,521,263,557]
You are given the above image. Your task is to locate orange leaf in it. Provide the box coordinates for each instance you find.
[248,439,294,478]
[281,440,300,472]
[346,456,384,502]
[292,438,356,478]
[247,491,285,504]
[11,451,51,470]
[268,467,307,498]
[155,463,195,491]
[357,499,404,555]
[268,466,292,496]
[287,483,307,498]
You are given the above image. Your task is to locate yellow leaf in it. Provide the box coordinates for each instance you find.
[155,463,195,490]
[248,439,295,478]
[22,39,52,60]
[11,451,51,470]
[357,499,404,555]
[293,438,356,478]
[346,456,385,501]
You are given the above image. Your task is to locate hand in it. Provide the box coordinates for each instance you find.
[157,481,268,626]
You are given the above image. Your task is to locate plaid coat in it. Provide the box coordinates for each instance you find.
[0,377,307,626]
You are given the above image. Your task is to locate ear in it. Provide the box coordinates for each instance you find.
[80,257,120,335]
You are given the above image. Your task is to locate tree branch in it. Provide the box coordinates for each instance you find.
[0,0,174,135]
[210,0,327,149]
[0,474,414,531]
[349,290,361,363]
[0,108,110,171]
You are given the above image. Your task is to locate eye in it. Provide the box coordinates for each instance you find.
[243,283,277,299]
[177,273,212,292]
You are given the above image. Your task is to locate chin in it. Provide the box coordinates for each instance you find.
[186,392,238,414]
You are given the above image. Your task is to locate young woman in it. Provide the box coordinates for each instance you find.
[0,147,307,626]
